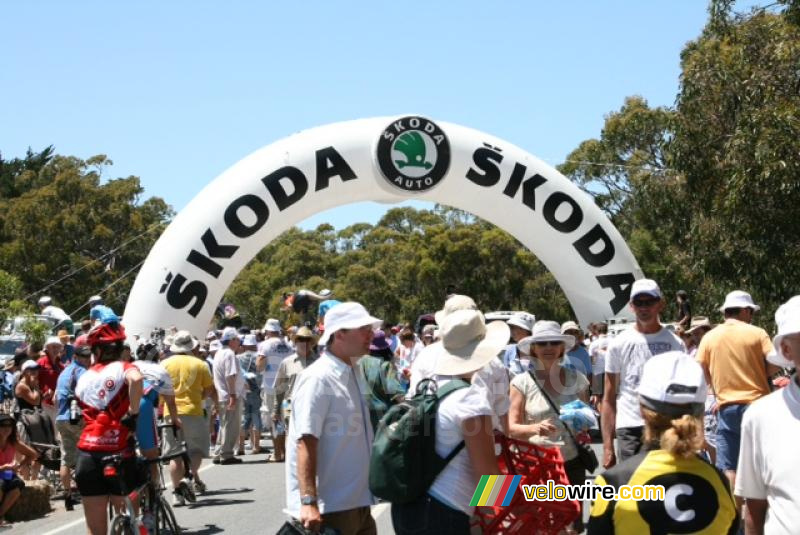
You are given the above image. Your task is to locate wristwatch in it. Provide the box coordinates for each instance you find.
[300,494,317,506]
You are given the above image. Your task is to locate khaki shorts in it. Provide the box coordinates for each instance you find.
[56,420,85,468]
[163,415,210,458]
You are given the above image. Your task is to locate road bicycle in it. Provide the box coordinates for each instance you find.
[104,423,196,534]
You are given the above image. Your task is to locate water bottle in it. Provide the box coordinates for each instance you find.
[69,399,80,425]
[141,512,156,534]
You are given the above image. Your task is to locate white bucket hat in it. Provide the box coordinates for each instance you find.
[242,334,258,347]
[263,318,282,333]
[435,294,477,326]
[518,321,575,355]
[220,327,239,343]
[432,309,510,376]
[169,330,199,353]
[770,296,800,367]
[318,302,382,346]
[638,351,707,417]
[719,290,760,312]
[507,312,535,333]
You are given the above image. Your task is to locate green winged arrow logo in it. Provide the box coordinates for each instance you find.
[393,131,433,170]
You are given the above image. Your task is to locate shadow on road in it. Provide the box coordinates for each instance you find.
[180,524,224,535]
[188,498,255,508]
[199,487,254,496]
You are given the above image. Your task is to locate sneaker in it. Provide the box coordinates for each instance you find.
[177,478,197,503]
[172,491,185,507]
[194,479,207,495]
[219,457,243,465]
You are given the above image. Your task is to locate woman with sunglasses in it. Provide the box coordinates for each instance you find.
[508,320,590,535]
[0,413,37,526]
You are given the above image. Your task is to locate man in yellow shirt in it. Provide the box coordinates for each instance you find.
[695,290,778,503]
[163,330,217,505]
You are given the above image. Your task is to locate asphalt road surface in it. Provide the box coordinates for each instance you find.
[15,440,604,534]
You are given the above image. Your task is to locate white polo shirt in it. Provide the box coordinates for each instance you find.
[285,351,375,517]
[735,376,800,535]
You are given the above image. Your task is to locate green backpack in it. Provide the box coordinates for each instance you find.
[368,378,469,503]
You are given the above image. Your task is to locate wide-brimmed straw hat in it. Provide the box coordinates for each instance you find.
[431,309,509,376]
[518,321,575,355]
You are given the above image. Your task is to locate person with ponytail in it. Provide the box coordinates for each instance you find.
[588,351,738,534]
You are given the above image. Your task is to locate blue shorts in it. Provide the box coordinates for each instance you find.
[242,394,263,433]
[716,403,748,471]
[136,389,159,451]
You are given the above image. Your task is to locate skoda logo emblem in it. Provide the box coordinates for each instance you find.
[376,116,450,192]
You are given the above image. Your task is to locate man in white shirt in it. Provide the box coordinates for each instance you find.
[286,302,381,535]
[257,318,294,461]
[212,327,245,464]
[736,296,800,535]
[602,279,684,467]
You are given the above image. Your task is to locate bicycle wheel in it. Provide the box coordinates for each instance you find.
[108,514,135,535]
[155,495,182,534]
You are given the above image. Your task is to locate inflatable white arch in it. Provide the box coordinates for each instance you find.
[124,116,643,337]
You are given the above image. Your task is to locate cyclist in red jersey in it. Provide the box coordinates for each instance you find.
[74,318,144,535]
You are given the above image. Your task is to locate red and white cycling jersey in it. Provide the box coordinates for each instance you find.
[75,360,134,452]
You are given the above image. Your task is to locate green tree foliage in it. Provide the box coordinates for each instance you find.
[225,205,571,328]
[0,150,173,318]
[560,3,800,325]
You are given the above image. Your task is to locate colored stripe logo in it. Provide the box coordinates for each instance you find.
[469,475,521,507]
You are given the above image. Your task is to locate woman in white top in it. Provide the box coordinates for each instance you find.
[508,320,589,535]
[391,309,509,535]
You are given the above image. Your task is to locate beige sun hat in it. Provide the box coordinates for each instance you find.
[686,316,713,334]
[431,309,510,376]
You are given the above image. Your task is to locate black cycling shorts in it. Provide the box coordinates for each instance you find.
[75,450,143,497]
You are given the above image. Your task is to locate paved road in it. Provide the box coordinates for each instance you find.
[15,440,604,534]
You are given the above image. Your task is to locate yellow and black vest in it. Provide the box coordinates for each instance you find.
[588,449,738,534]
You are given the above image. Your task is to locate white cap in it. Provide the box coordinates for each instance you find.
[220,327,239,343]
[21,360,40,373]
[770,296,800,368]
[45,336,64,347]
[638,351,707,417]
[263,318,282,333]
[318,302,381,346]
[507,312,535,333]
[560,321,581,334]
[242,334,258,346]
[630,279,661,300]
[88,295,103,305]
[719,290,760,312]
[38,295,52,306]
[435,294,477,326]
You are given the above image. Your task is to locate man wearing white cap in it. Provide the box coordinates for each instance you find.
[211,327,245,464]
[695,290,777,495]
[501,311,535,376]
[257,318,294,460]
[286,302,381,535]
[602,279,684,468]
[38,335,66,425]
[736,296,800,535]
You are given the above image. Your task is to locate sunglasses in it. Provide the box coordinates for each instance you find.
[534,341,563,347]
[632,299,659,308]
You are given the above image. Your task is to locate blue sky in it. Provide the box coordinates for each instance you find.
[2,1,728,230]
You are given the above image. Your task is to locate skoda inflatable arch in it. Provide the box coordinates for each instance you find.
[123,116,644,338]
